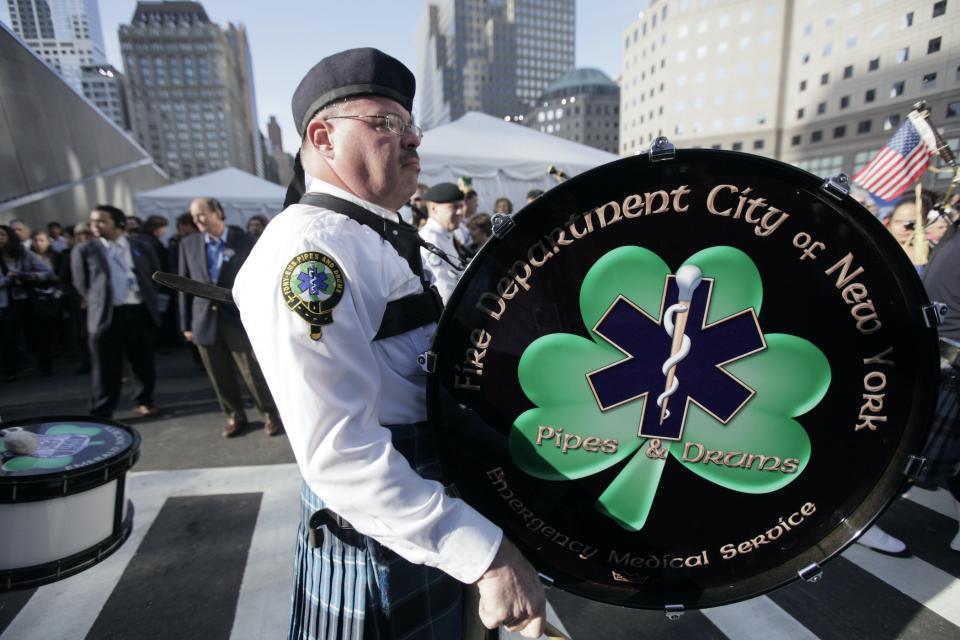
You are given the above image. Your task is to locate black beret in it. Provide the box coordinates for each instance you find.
[292,47,415,137]
[423,183,465,204]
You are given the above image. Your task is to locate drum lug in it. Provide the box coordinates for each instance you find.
[820,173,851,200]
[664,604,685,620]
[798,562,823,583]
[648,136,676,162]
[903,454,927,478]
[417,350,437,373]
[492,213,515,239]
[923,302,947,328]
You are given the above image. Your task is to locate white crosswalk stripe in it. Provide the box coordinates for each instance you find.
[3,469,960,640]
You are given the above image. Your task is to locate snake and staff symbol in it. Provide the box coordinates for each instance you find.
[654,265,703,431]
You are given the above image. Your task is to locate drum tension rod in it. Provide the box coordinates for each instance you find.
[798,563,823,583]
[648,136,676,163]
[664,604,685,620]
[492,213,515,239]
[903,455,928,479]
[820,173,851,201]
[417,351,437,373]
[923,302,948,328]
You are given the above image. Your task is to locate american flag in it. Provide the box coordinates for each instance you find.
[852,115,937,200]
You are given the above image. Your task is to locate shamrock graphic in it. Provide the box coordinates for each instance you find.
[510,246,831,531]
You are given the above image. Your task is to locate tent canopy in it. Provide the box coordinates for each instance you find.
[417,112,618,212]
[134,167,285,230]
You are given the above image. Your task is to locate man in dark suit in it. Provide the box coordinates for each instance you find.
[71,205,161,418]
[179,197,281,437]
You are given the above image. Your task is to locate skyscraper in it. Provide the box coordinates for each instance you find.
[119,1,257,181]
[6,0,107,92]
[417,0,575,129]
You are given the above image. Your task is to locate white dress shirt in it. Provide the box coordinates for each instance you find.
[232,179,501,584]
[419,218,461,303]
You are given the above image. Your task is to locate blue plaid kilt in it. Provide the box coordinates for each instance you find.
[288,422,464,640]
[918,365,960,487]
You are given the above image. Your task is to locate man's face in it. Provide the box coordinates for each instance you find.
[49,224,62,238]
[11,222,29,241]
[326,97,421,211]
[247,218,264,237]
[428,200,465,231]
[464,193,478,218]
[885,204,917,245]
[190,199,225,236]
[90,210,120,240]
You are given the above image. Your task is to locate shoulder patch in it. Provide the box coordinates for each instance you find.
[281,251,345,340]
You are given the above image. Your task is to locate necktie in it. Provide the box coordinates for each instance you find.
[207,237,224,283]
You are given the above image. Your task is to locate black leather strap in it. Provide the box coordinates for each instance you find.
[298,193,443,340]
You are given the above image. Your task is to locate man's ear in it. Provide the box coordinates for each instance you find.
[306,119,334,158]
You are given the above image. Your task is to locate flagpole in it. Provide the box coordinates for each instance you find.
[914,101,959,229]
[913,183,928,265]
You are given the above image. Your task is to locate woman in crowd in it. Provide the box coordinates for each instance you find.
[493,197,514,215]
[0,224,55,379]
[884,193,933,272]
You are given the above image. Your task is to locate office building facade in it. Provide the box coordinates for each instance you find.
[119,1,256,181]
[417,0,575,129]
[525,67,620,153]
[620,0,959,193]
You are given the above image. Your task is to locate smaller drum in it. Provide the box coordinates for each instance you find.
[0,416,140,591]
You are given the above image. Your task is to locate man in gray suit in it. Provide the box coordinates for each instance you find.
[179,197,281,437]
[71,205,161,418]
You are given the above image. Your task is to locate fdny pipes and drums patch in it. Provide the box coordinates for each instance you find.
[282,252,344,340]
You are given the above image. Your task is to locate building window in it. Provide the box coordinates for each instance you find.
[821,73,829,85]
[811,130,823,143]
[902,11,914,27]
[890,81,905,97]
[833,125,846,138]
[797,108,805,119]
[947,102,960,118]
[840,95,850,109]
[843,65,853,79]
[817,102,827,114]
[799,79,807,91]
[928,37,942,54]
[884,114,900,130]
[823,42,833,57]
[933,1,947,18]
[801,52,810,64]
[922,72,937,89]
[753,139,764,150]
[732,142,743,151]
[791,135,801,146]
[896,47,909,63]
[865,88,876,103]
[869,57,880,71]
[857,120,872,134]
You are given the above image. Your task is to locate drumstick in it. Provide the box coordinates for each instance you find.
[659,266,703,424]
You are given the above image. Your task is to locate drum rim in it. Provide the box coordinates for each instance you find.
[0,415,141,504]
[0,499,134,592]
[428,149,940,608]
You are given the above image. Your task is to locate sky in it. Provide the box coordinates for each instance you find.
[2,0,648,153]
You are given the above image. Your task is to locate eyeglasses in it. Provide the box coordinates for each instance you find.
[325,113,423,139]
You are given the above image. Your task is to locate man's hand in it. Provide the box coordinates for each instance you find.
[475,537,546,638]
[183,331,193,343]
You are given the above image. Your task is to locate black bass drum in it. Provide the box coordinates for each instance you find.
[426,146,940,609]
[0,416,140,591]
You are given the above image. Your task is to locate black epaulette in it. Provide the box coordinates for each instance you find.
[299,193,446,341]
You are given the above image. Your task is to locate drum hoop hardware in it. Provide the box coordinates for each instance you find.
[418,350,437,373]
[923,302,948,328]
[903,454,927,479]
[820,173,851,201]
[648,136,676,163]
[798,563,823,583]
[664,604,685,620]
[492,214,515,239]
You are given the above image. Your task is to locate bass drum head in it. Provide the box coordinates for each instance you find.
[428,150,940,609]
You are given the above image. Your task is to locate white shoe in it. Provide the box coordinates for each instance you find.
[857,526,909,556]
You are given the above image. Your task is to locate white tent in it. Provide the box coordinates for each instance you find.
[418,112,619,212]
[133,167,285,231]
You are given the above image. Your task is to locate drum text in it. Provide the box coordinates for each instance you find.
[680,441,800,473]
[856,347,894,432]
[535,425,619,454]
[719,502,817,559]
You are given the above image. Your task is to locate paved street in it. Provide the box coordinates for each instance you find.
[2,348,960,639]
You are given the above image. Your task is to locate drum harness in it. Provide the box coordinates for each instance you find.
[297,193,463,547]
